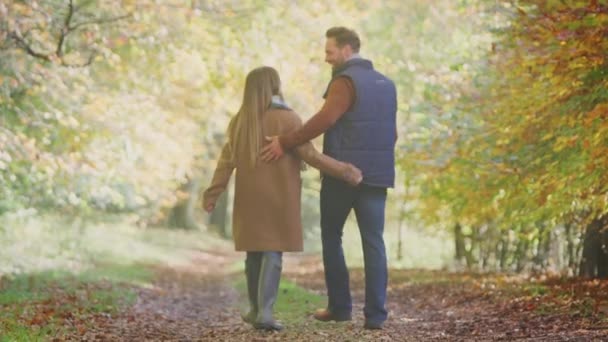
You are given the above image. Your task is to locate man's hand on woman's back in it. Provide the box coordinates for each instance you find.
[260,136,284,162]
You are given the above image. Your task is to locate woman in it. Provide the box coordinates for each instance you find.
[203,66,361,331]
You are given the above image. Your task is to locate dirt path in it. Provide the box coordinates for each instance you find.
[284,256,608,341]
[76,249,246,340]
[76,252,607,341]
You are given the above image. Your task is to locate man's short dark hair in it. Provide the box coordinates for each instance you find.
[326,27,360,53]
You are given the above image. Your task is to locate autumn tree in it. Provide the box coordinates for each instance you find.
[416,0,608,276]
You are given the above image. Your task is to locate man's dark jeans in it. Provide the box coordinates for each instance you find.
[320,177,388,325]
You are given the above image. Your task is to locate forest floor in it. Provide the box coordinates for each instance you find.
[2,246,607,341]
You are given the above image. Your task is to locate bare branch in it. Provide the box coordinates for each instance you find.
[61,51,97,68]
[56,0,75,57]
[69,13,132,31]
[7,2,131,67]
[9,31,52,61]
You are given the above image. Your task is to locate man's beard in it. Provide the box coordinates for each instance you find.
[331,59,346,70]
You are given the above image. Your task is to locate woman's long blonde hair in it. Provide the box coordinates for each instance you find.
[228,66,282,168]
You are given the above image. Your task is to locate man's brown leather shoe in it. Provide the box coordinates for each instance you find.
[313,308,352,322]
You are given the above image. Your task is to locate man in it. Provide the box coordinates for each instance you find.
[260,27,397,330]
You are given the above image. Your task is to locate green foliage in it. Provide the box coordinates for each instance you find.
[0,213,231,276]
[407,0,608,271]
[0,266,145,339]
[0,0,383,223]
[0,214,231,338]
[273,280,327,324]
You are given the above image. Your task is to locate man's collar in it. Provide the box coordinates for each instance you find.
[332,56,373,76]
[347,53,362,61]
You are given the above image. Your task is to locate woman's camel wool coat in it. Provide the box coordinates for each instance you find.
[203,108,350,252]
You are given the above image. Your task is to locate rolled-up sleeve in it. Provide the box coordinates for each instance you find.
[279,77,355,150]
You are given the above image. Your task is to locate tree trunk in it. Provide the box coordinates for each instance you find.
[396,200,407,261]
[565,222,576,271]
[542,227,552,269]
[579,215,608,279]
[480,234,489,271]
[168,177,201,230]
[533,224,549,269]
[463,226,477,269]
[478,224,492,271]
[514,238,529,273]
[498,233,509,271]
[454,223,465,262]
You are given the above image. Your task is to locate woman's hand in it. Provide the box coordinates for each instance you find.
[203,201,215,213]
